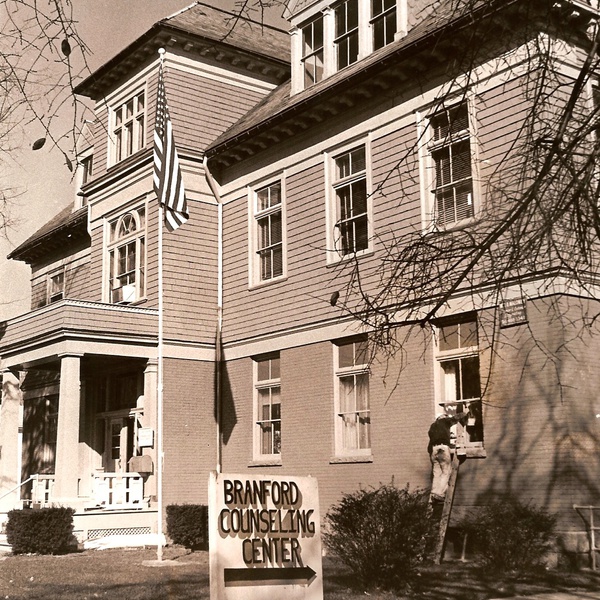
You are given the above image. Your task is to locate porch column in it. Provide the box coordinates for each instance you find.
[53,354,82,501]
[0,369,24,511]
[143,359,158,500]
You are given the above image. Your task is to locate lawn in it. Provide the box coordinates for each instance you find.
[1,547,600,600]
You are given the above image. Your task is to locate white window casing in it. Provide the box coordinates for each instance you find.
[333,338,372,458]
[418,94,481,233]
[253,354,282,463]
[325,137,373,263]
[248,177,287,288]
[104,202,147,305]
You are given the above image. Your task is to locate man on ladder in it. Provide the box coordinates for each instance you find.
[428,405,470,503]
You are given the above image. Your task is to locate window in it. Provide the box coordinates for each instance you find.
[371,0,396,50]
[48,269,65,303]
[81,154,93,185]
[436,316,483,450]
[332,145,369,257]
[112,91,145,163]
[107,206,146,304]
[427,103,474,229]
[254,182,284,282]
[335,0,359,70]
[254,354,281,459]
[302,16,324,87]
[334,338,371,455]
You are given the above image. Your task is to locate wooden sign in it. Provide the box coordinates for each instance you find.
[209,472,323,600]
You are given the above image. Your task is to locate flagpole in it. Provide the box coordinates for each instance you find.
[156,48,166,563]
[203,158,223,474]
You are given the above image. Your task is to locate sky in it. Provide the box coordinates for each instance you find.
[0,0,288,321]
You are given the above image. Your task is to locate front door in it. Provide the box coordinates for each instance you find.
[106,416,134,472]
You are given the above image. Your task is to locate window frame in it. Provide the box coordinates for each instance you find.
[334,0,360,70]
[253,353,282,464]
[104,202,147,305]
[333,337,372,459]
[434,315,484,455]
[301,14,325,88]
[47,268,65,304]
[110,89,146,165]
[249,178,287,287]
[371,0,397,50]
[418,97,480,233]
[326,140,373,263]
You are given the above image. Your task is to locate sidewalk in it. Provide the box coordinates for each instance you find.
[494,592,600,600]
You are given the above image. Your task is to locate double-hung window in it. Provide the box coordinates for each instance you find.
[254,181,284,283]
[47,269,65,303]
[428,103,474,229]
[254,354,281,460]
[107,206,146,304]
[436,315,484,452]
[113,91,145,163]
[332,145,369,257]
[335,0,359,70]
[334,338,371,456]
[302,16,324,88]
[371,0,397,50]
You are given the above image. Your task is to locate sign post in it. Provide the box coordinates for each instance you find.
[209,472,323,600]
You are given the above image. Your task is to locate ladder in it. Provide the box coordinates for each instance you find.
[432,453,461,564]
[573,505,600,570]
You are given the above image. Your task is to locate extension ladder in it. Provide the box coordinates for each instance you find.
[432,453,460,564]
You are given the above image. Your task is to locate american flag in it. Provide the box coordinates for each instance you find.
[153,64,189,231]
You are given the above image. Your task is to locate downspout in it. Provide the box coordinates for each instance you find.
[203,156,223,474]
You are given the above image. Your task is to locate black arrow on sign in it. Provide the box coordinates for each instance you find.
[224,565,317,587]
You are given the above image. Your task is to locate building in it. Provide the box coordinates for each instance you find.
[0,0,599,564]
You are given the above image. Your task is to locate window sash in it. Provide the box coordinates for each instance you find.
[336,340,370,454]
[255,183,284,282]
[371,0,396,50]
[302,17,324,87]
[257,386,281,455]
[113,92,145,163]
[48,271,64,302]
[335,0,359,69]
[334,147,368,256]
[429,105,474,228]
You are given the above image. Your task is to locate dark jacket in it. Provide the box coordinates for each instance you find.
[427,414,466,454]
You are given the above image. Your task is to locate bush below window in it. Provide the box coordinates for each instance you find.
[463,497,557,573]
[166,504,209,550]
[6,507,76,555]
[323,483,435,591]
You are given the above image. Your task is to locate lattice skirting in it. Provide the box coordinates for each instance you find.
[87,526,152,540]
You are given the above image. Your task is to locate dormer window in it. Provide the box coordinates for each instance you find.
[335,0,359,70]
[291,1,405,94]
[302,15,324,87]
[371,0,396,50]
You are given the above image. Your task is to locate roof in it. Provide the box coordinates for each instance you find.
[206,0,596,160]
[75,2,290,99]
[8,204,88,264]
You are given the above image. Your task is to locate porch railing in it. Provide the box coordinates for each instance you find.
[92,473,145,510]
[31,475,55,507]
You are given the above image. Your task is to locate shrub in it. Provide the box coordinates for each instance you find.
[467,497,557,573]
[6,507,75,555]
[166,504,209,550]
[323,483,435,591]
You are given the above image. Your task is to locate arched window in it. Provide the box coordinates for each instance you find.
[107,206,146,304]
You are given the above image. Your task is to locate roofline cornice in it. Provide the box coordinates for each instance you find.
[74,20,290,100]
